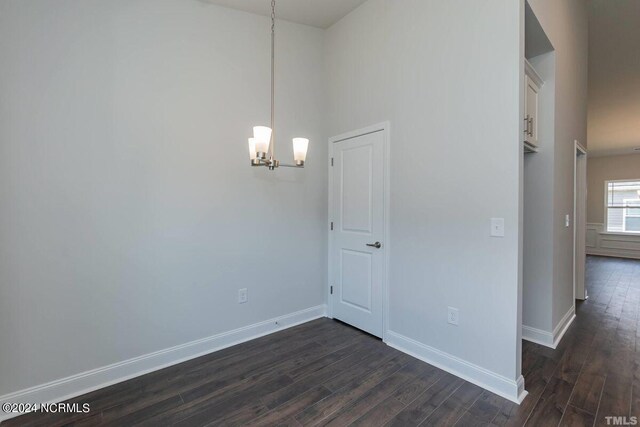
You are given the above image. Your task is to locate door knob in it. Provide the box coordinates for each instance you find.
[366,242,382,249]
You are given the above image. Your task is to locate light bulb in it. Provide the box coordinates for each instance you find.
[253,126,272,155]
[292,138,309,165]
[248,138,257,161]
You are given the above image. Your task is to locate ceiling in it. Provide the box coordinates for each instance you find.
[203,0,368,29]
[588,0,640,156]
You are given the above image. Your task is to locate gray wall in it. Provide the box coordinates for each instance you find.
[0,0,327,395]
[525,0,589,332]
[523,52,556,332]
[325,0,523,382]
[588,0,640,155]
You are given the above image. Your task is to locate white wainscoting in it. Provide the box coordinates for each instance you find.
[0,305,327,423]
[586,223,640,260]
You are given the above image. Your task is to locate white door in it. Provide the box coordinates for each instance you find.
[330,130,385,337]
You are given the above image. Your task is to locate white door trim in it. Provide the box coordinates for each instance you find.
[328,122,391,341]
[573,140,587,302]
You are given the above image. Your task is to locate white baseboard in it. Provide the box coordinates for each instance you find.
[522,325,555,348]
[552,305,575,349]
[0,305,327,422]
[522,305,575,350]
[385,331,527,404]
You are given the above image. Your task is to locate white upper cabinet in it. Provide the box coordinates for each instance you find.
[524,60,543,150]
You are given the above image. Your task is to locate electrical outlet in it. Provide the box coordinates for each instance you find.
[238,288,248,304]
[565,214,571,228]
[447,306,459,326]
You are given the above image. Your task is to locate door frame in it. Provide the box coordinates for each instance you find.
[327,121,391,341]
[573,140,588,302]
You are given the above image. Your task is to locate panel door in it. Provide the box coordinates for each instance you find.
[331,130,384,337]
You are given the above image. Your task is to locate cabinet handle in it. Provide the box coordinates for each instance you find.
[524,116,530,135]
[528,117,533,137]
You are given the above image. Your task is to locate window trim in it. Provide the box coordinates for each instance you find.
[604,179,640,235]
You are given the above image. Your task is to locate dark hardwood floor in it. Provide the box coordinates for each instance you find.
[2,255,638,426]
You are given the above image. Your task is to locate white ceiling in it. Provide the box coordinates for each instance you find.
[203,0,368,29]
[588,0,640,156]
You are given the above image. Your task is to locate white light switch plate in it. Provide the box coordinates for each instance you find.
[491,218,505,237]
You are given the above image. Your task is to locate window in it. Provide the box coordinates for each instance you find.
[605,180,640,233]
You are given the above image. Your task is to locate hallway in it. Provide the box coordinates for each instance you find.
[514,256,640,425]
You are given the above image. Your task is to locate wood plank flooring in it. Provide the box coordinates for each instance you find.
[2,255,639,426]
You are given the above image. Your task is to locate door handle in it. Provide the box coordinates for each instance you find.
[366,242,382,249]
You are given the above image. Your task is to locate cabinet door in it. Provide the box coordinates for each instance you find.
[525,75,539,147]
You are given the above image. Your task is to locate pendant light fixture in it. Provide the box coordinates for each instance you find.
[248,0,309,170]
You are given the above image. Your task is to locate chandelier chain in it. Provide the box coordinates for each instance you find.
[271,0,275,33]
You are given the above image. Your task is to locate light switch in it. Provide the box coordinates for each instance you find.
[491,218,505,237]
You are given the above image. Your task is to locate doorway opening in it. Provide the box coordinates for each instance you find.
[574,142,588,300]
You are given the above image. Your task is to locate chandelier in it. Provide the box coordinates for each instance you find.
[247,0,309,170]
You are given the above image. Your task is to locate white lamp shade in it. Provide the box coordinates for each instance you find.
[292,138,309,163]
[248,138,257,160]
[253,126,272,153]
